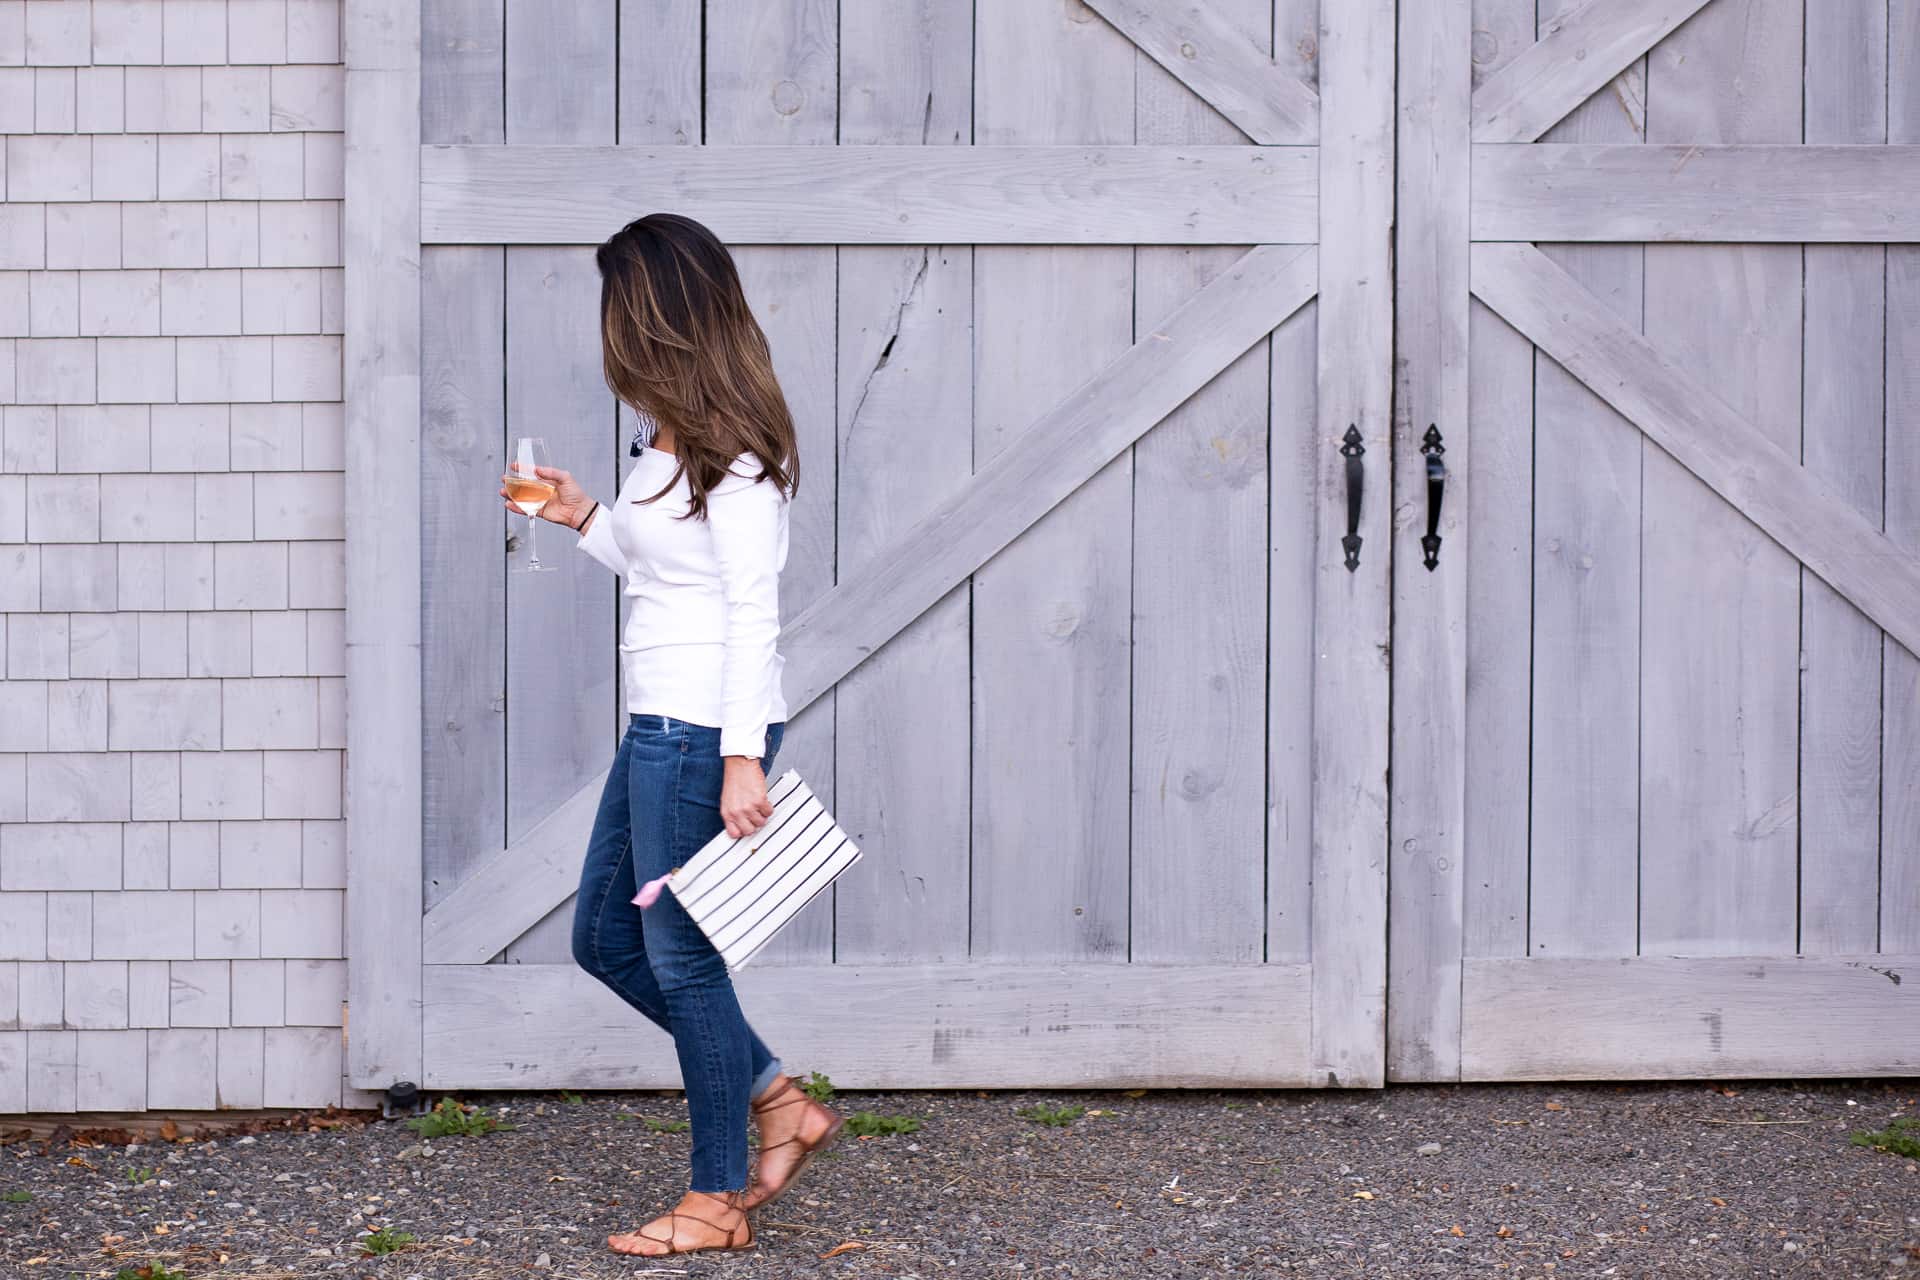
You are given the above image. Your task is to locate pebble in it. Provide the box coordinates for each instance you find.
[1417,1143,1442,1156]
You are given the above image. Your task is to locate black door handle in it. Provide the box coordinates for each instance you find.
[1340,424,1365,571]
[1420,424,1446,571]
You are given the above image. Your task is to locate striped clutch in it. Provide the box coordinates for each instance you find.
[632,769,861,973]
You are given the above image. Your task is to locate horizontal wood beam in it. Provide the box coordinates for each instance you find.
[422,144,1318,245]
[1471,242,1920,662]
[424,245,1320,962]
[424,962,1314,1088]
[1472,0,1713,144]
[1461,955,1920,1079]
[1474,144,1920,242]
[1084,0,1318,144]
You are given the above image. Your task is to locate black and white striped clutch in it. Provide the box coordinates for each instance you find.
[657,769,861,973]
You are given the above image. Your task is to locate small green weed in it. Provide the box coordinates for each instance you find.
[642,1116,690,1133]
[126,1166,156,1185]
[405,1096,514,1139]
[844,1111,921,1137]
[2,1189,31,1203]
[1017,1103,1086,1128]
[114,1266,186,1280]
[558,1090,584,1104]
[801,1071,836,1103]
[1851,1114,1920,1159]
[358,1226,418,1256]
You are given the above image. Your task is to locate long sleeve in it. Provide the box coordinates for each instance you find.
[706,455,785,759]
[574,501,626,574]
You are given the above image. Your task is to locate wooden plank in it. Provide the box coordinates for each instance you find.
[1387,0,1470,1082]
[969,0,1136,965]
[500,0,617,969]
[1461,955,1920,1079]
[1888,0,1920,957]
[1311,0,1393,1088]
[343,0,423,1089]
[418,144,1320,245]
[420,0,506,915]
[1263,0,1320,967]
[1472,244,1920,671]
[1801,1,1889,955]
[1471,0,1713,143]
[1083,0,1317,144]
[424,244,1318,965]
[617,0,698,144]
[423,962,1315,1088]
[706,0,839,966]
[1459,0,1540,968]
[421,0,503,145]
[1472,144,1920,242]
[1126,0,1268,965]
[829,0,974,966]
[1526,0,1646,965]
[1637,4,1801,959]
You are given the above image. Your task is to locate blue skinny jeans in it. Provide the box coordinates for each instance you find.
[570,712,788,1192]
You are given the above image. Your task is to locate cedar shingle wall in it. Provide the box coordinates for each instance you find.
[0,0,367,1113]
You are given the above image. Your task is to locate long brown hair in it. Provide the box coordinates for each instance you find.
[595,213,799,520]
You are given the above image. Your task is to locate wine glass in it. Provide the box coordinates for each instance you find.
[503,436,559,573]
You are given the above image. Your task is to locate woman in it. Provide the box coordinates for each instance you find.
[500,213,843,1257]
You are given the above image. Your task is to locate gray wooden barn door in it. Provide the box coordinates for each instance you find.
[395,0,1400,1089]
[1389,0,1920,1081]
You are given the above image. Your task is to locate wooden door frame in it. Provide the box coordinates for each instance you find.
[1389,0,1920,1083]
[346,0,1396,1092]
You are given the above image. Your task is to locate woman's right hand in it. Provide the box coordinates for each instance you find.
[501,464,595,529]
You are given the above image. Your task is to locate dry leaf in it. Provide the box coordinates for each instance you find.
[65,1155,95,1170]
[820,1241,867,1259]
[1351,1190,1374,1200]
[1543,1101,1564,1111]
[1710,1197,1727,1207]
[1449,1225,1465,1237]
[1496,1225,1514,1238]
[23,1257,47,1266]
[1124,1089,1147,1098]
[154,1224,171,1235]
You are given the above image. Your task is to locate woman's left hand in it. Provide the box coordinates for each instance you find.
[721,758,774,839]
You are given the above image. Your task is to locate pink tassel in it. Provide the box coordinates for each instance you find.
[632,873,673,909]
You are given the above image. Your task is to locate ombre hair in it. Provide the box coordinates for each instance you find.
[594,213,799,520]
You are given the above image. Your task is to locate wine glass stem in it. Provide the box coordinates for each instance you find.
[526,512,541,569]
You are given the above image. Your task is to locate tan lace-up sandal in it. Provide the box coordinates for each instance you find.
[606,1189,755,1257]
[741,1073,845,1210]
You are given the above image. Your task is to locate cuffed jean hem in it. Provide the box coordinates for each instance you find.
[751,1056,786,1100]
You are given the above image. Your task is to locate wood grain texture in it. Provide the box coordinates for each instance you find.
[829,0,974,965]
[503,0,614,145]
[1637,3,1801,958]
[1459,0,1538,968]
[1311,0,1393,1088]
[706,0,840,965]
[422,961,1315,1087]
[1471,0,1713,143]
[1386,0,1471,1082]
[1125,0,1269,965]
[969,0,1137,965]
[1800,1,1889,956]
[344,0,423,1089]
[1460,955,1920,1079]
[1472,144,1920,242]
[1887,0,1920,956]
[420,0,507,917]
[618,0,699,144]
[1083,0,1318,144]
[419,143,1319,245]
[420,245,1317,965]
[1526,0,1645,964]
[1264,0,1322,968]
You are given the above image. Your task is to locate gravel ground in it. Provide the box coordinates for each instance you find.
[3,1078,1916,1279]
